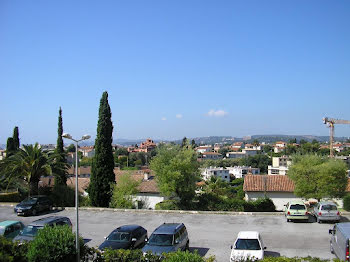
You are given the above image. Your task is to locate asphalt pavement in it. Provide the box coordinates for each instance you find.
[0,206,345,262]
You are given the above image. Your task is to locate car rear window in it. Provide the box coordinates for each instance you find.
[148,233,173,246]
[235,239,261,250]
[290,204,306,210]
[21,225,43,236]
[321,205,337,211]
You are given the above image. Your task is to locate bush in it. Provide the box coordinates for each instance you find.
[164,250,215,262]
[243,198,276,212]
[0,192,21,202]
[50,185,76,207]
[0,236,28,262]
[343,194,350,211]
[27,225,85,262]
[155,200,180,210]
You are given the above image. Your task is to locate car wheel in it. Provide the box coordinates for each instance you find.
[185,241,189,251]
[317,217,321,223]
[32,209,37,216]
[287,218,290,222]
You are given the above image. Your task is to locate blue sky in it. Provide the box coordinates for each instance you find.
[0,0,349,144]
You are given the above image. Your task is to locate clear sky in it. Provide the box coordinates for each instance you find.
[1,0,349,145]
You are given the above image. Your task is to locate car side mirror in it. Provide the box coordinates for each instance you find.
[131,238,137,242]
[264,247,267,250]
[175,239,179,244]
[329,229,334,235]
[230,245,233,249]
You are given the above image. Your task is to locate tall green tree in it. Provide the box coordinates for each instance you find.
[288,155,348,200]
[109,172,140,208]
[88,91,115,207]
[150,144,199,208]
[13,126,20,150]
[191,139,196,149]
[181,137,188,148]
[6,137,16,158]
[54,107,68,186]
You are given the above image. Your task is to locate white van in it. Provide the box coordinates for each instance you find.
[230,231,266,261]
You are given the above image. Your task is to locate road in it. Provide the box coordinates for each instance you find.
[0,206,342,262]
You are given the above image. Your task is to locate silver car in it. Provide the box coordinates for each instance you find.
[313,202,340,223]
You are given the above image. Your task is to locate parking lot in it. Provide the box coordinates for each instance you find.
[0,206,345,262]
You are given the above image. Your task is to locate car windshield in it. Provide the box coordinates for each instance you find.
[20,225,43,236]
[235,239,261,250]
[0,227,4,235]
[107,232,131,242]
[21,198,38,205]
[321,205,337,211]
[148,234,173,246]
[290,204,305,210]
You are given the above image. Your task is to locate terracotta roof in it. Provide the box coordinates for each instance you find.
[244,175,350,193]
[67,177,90,193]
[243,175,294,192]
[68,166,92,176]
[202,152,221,155]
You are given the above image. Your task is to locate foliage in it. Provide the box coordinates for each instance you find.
[0,144,54,196]
[155,199,180,210]
[0,235,28,262]
[150,144,199,208]
[343,194,350,211]
[0,191,21,202]
[79,157,93,167]
[12,127,20,151]
[243,198,276,212]
[288,155,348,200]
[50,184,76,207]
[109,172,140,209]
[240,155,271,174]
[6,138,15,158]
[89,91,115,207]
[27,225,85,262]
[54,107,69,186]
[163,250,215,262]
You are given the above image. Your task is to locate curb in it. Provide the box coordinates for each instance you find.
[2,203,350,216]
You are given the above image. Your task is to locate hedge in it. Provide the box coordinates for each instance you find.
[0,192,21,202]
[343,194,350,211]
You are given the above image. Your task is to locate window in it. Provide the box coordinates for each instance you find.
[290,204,306,210]
[235,239,261,250]
[174,232,180,243]
[321,205,337,211]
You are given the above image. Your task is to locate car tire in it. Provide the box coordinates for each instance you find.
[185,241,189,251]
[287,219,290,222]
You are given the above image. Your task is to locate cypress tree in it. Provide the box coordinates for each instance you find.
[6,137,15,157]
[13,126,20,150]
[89,91,115,207]
[55,107,68,186]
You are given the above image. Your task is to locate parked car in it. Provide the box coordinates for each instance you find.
[230,231,266,261]
[0,221,25,240]
[329,222,350,260]
[142,223,189,256]
[14,195,53,216]
[13,216,72,243]
[284,200,308,222]
[313,202,340,223]
[99,225,147,251]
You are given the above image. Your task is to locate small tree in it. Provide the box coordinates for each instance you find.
[6,137,16,158]
[54,107,68,186]
[288,155,348,200]
[13,126,20,150]
[110,172,140,208]
[150,144,199,208]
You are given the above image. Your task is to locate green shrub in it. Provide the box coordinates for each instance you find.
[79,195,91,207]
[27,225,84,262]
[164,250,215,262]
[0,236,28,262]
[343,194,350,211]
[155,200,180,210]
[50,185,76,207]
[0,192,21,202]
[243,198,276,212]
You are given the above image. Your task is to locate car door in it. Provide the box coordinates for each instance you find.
[174,231,181,251]
[331,225,341,259]
[132,228,142,248]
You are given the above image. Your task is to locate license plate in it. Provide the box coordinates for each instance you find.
[17,209,22,212]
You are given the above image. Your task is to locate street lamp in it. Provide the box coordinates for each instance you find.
[62,133,91,262]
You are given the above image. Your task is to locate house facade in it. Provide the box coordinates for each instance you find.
[201,167,230,182]
[227,166,260,179]
[268,156,291,175]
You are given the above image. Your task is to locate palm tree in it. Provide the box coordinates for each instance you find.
[0,143,64,196]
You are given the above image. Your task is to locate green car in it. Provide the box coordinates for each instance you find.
[0,221,25,240]
[284,200,309,222]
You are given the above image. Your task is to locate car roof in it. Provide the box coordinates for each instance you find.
[319,201,337,206]
[153,223,184,234]
[29,216,68,226]
[0,221,21,227]
[114,225,142,232]
[237,231,260,239]
[289,200,305,205]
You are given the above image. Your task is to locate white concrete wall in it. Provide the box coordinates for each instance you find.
[133,194,166,210]
[245,192,303,211]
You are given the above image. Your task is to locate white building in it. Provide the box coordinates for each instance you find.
[242,149,259,156]
[268,156,291,175]
[227,166,260,179]
[0,150,6,161]
[274,141,287,153]
[201,167,230,182]
[196,145,212,154]
[226,152,246,159]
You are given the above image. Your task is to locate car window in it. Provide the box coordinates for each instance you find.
[55,221,67,226]
[14,223,22,231]
[148,234,173,246]
[107,232,131,242]
[290,204,306,210]
[174,232,180,243]
[21,225,44,236]
[0,227,5,235]
[235,239,261,250]
[321,205,337,211]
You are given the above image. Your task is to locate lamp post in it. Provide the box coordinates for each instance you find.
[62,133,90,262]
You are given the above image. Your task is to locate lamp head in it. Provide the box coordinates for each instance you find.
[62,133,72,139]
[82,135,91,140]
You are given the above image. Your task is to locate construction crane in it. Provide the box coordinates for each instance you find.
[323,117,350,157]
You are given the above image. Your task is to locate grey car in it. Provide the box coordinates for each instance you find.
[13,216,72,243]
[313,202,340,223]
[142,223,189,256]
